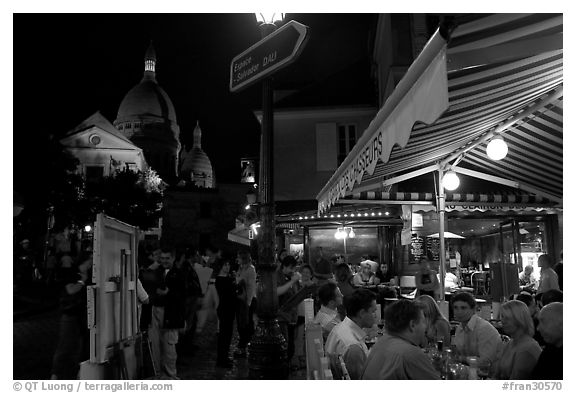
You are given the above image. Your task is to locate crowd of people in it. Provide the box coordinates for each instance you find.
[299,253,563,380]
[15,232,563,380]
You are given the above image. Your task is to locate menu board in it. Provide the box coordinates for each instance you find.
[410,235,424,263]
[426,238,440,261]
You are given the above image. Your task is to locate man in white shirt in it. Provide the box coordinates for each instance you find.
[313,282,343,340]
[362,299,440,379]
[536,254,559,294]
[452,291,502,365]
[325,289,377,379]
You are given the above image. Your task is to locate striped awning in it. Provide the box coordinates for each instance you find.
[317,14,563,214]
[342,191,553,205]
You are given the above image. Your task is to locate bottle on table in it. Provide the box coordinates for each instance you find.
[430,339,444,374]
[442,348,454,379]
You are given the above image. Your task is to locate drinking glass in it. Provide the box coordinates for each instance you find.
[477,359,492,380]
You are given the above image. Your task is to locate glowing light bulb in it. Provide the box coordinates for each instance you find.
[486,135,508,160]
[443,170,460,191]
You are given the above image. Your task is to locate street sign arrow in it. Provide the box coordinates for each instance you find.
[230,20,309,93]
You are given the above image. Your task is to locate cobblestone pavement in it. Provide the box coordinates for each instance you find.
[13,305,306,380]
[13,308,60,379]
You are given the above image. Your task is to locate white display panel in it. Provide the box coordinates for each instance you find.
[89,214,139,364]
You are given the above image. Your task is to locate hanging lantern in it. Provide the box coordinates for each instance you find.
[486,135,508,160]
[443,170,460,191]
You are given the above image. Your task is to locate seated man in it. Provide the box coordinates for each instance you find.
[452,291,502,365]
[532,302,563,379]
[444,268,460,290]
[313,282,343,340]
[362,299,440,380]
[324,289,376,379]
[519,265,537,293]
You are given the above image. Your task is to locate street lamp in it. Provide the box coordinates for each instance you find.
[247,12,288,379]
[255,12,285,25]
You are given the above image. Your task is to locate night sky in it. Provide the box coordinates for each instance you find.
[13,13,376,186]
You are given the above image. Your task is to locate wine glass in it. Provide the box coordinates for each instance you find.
[377,318,385,335]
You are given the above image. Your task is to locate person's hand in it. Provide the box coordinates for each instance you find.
[291,272,302,283]
[156,287,169,296]
[148,261,160,270]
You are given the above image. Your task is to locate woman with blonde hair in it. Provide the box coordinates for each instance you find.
[415,294,451,346]
[494,300,541,379]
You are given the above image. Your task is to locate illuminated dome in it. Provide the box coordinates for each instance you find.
[116,81,178,126]
[180,122,215,188]
[114,42,181,181]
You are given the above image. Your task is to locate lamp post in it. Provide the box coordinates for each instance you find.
[248,12,289,379]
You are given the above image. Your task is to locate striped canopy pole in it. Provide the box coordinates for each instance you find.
[437,169,447,302]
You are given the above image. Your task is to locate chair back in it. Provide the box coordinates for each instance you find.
[471,272,488,296]
[400,275,416,288]
[399,275,417,299]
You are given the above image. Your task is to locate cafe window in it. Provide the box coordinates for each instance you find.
[337,124,357,165]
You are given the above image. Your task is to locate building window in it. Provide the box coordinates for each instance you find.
[89,134,101,146]
[337,124,357,165]
[125,123,132,129]
[85,165,104,183]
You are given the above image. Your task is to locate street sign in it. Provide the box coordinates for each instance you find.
[230,20,309,92]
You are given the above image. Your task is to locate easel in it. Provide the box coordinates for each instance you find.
[80,214,157,379]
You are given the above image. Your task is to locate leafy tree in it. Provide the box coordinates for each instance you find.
[14,134,84,237]
[78,167,164,230]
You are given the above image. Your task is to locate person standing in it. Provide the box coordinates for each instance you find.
[50,252,93,379]
[14,238,38,289]
[276,256,302,367]
[139,248,161,332]
[362,299,440,380]
[415,259,440,299]
[233,250,257,359]
[175,248,202,354]
[536,254,559,295]
[293,264,316,368]
[553,251,563,290]
[148,248,186,379]
[324,289,376,379]
[214,259,237,368]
